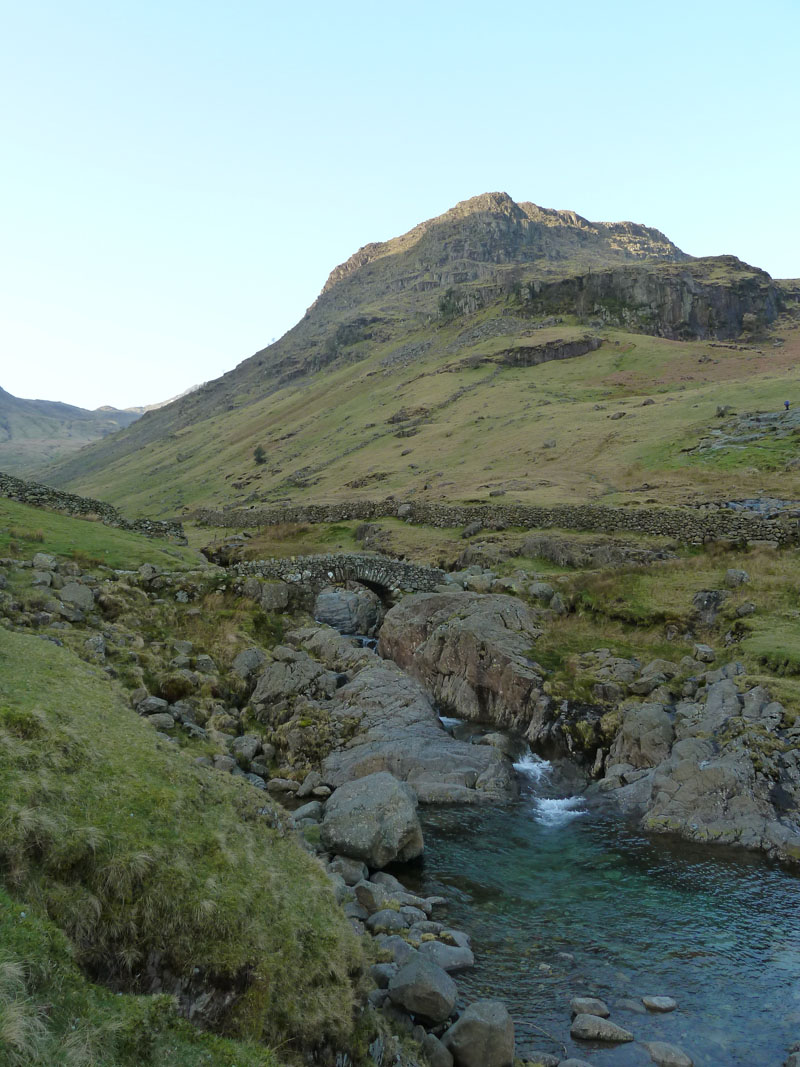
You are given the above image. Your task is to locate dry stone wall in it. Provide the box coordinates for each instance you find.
[195,497,800,546]
[0,471,185,542]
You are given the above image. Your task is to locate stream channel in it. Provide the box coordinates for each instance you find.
[398,716,800,1066]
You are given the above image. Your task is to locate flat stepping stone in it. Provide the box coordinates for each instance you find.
[643,995,678,1012]
[570,1013,634,1042]
[570,996,610,1018]
[643,1040,694,1067]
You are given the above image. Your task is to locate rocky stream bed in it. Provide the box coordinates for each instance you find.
[3,552,800,1066]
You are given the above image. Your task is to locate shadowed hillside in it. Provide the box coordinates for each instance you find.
[0,387,142,474]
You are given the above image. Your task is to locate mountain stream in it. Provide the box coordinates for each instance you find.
[400,718,800,1066]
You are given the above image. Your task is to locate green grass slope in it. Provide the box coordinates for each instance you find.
[0,625,364,1061]
[0,885,279,1067]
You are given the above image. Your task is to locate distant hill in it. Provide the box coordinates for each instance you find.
[0,384,200,475]
[38,192,797,515]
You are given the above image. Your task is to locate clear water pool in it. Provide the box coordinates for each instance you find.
[401,759,800,1065]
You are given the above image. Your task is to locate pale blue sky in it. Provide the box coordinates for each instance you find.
[2,0,798,410]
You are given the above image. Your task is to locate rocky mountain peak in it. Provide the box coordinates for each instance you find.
[318,192,689,310]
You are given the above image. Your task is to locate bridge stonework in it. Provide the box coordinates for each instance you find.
[234,553,445,596]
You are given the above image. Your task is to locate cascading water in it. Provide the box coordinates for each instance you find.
[513,749,589,825]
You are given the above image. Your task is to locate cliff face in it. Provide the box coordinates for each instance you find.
[526,256,781,340]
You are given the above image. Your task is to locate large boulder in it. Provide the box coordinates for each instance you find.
[314,585,382,637]
[320,772,423,868]
[387,955,457,1024]
[441,1000,515,1067]
[60,581,95,612]
[231,647,268,682]
[378,592,545,735]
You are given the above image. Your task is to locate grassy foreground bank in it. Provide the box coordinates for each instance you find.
[0,625,364,1065]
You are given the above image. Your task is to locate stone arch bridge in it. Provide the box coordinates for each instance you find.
[234,553,446,600]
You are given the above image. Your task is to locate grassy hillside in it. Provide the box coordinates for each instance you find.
[0,884,278,1067]
[43,308,800,517]
[0,496,200,569]
[33,192,798,517]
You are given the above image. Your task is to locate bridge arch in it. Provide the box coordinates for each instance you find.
[234,553,445,598]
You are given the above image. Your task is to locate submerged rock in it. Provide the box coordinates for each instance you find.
[643,995,678,1012]
[643,1040,693,1066]
[570,996,610,1018]
[570,1013,634,1042]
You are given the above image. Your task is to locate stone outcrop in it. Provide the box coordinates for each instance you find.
[262,625,517,804]
[322,659,517,802]
[319,192,687,306]
[378,592,546,735]
[525,256,780,340]
[593,670,800,865]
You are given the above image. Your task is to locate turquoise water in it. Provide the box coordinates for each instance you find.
[402,759,800,1065]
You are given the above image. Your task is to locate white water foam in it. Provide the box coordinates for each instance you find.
[533,796,588,826]
[438,715,462,729]
[513,751,552,784]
